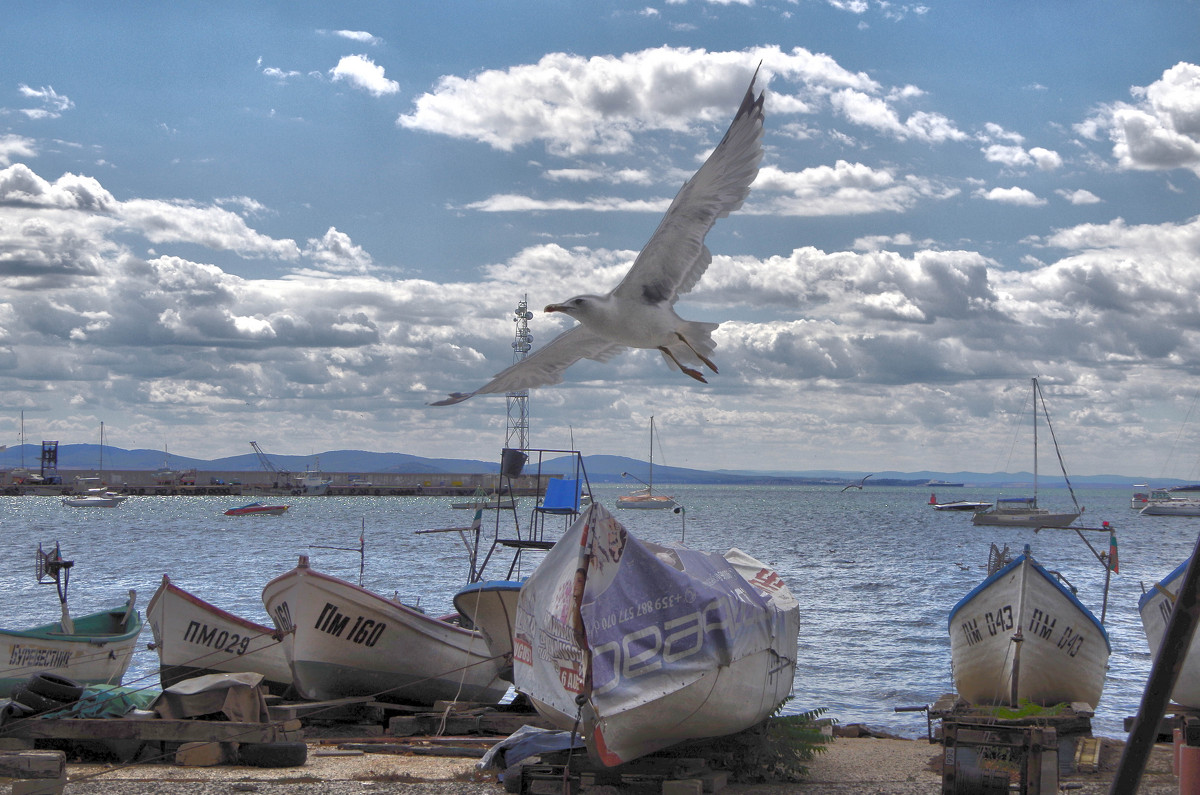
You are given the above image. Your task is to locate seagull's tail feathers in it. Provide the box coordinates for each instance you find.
[661,320,720,373]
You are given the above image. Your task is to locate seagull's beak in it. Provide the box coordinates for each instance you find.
[544,304,563,313]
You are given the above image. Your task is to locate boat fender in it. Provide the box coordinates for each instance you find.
[237,741,308,768]
[26,672,85,703]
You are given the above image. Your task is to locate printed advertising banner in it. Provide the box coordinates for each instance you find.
[513,502,787,720]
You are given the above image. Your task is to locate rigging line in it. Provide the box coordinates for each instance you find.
[1035,380,1082,514]
[993,389,1031,476]
[1163,389,1200,481]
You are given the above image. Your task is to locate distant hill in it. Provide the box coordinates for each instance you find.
[0,444,1166,488]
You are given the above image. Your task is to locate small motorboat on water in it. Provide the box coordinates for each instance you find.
[224,502,288,516]
[62,488,128,508]
[929,493,992,512]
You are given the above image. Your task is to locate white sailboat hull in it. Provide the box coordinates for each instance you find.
[949,554,1109,708]
[146,575,293,695]
[262,559,507,706]
[1139,560,1200,708]
[514,503,799,766]
[971,509,1080,528]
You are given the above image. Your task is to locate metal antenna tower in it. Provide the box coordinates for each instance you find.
[505,296,533,450]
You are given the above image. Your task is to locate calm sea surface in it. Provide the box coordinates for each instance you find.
[0,483,1190,739]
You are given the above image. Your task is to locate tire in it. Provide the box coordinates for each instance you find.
[11,684,65,714]
[27,672,84,703]
[237,741,308,768]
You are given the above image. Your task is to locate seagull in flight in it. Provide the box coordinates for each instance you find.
[430,66,766,406]
[840,474,873,493]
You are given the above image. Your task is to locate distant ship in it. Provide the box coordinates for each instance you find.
[926,479,964,487]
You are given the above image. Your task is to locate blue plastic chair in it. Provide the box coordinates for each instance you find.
[537,478,582,515]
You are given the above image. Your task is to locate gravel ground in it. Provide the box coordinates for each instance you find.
[54,735,1181,795]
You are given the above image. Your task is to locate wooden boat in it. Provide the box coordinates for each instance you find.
[973,378,1083,528]
[949,543,1110,708]
[452,580,522,679]
[224,502,288,516]
[512,501,799,766]
[146,574,293,696]
[0,544,143,696]
[262,555,507,706]
[1139,558,1200,708]
[617,416,676,510]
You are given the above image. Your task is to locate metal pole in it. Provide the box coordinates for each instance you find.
[1110,532,1200,793]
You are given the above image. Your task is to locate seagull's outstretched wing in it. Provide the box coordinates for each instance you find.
[429,326,625,406]
[612,67,766,305]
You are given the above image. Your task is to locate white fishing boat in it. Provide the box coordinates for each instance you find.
[0,544,143,695]
[617,416,676,510]
[973,378,1083,528]
[262,556,507,706]
[1139,558,1200,709]
[949,543,1110,708]
[512,501,799,766]
[146,574,293,696]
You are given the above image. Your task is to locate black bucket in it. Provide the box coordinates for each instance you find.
[500,448,528,478]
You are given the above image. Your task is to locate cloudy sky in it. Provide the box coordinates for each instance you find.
[2,2,1199,478]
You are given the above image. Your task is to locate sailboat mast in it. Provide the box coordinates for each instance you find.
[1031,378,1038,506]
[649,416,655,495]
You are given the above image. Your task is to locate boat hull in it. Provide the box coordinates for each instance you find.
[514,503,798,766]
[1140,502,1200,517]
[1139,560,1200,708]
[146,576,293,695]
[949,554,1109,708]
[0,602,143,696]
[453,580,522,679]
[224,504,288,516]
[615,494,676,509]
[262,560,507,706]
[971,509,1080,528]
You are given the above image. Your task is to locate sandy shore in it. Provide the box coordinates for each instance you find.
[55,735,1181,795]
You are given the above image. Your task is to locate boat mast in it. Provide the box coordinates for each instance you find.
[1032,378,1038,507]
[649,416,655,495]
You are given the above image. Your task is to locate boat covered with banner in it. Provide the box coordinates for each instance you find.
[512,501,799,766]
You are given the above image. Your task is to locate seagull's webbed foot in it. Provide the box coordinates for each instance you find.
[659,346,709,383]
[675,333,719,374]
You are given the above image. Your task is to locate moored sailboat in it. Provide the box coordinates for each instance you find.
[617,416,676,510]
[973,378,1083,528]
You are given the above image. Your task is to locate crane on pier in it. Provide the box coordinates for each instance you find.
[250,441,291,488]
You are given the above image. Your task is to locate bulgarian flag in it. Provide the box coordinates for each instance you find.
[1107,524,1119,574]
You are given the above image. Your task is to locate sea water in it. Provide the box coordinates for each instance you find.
[0,484,1188,739]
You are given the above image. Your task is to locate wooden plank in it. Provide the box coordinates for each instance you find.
[339,743,487,758]
[0,750,64,779]
[0,718,301,744]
